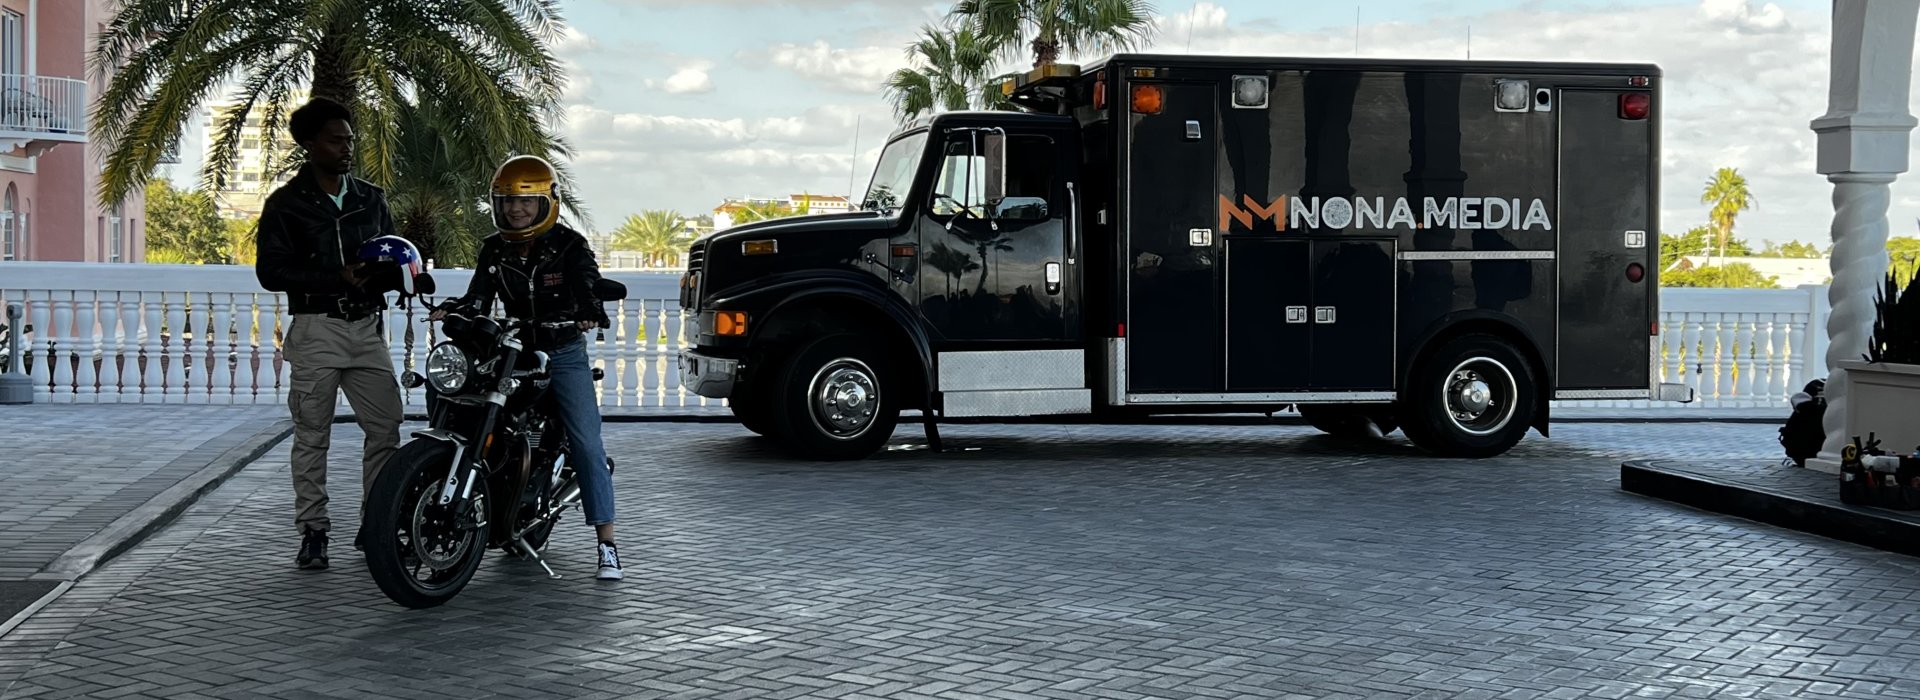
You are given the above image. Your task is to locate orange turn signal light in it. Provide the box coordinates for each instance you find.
[742,240,778,256]
[714,311,748,337]
[1131,84,1163,114]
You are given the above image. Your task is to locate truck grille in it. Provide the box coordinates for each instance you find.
[680,242,705,309]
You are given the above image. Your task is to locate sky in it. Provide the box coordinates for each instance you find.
[165,0,1920,247]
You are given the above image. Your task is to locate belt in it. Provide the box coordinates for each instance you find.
[296,295,385,321]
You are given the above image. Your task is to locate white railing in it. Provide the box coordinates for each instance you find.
[0,263,714,410]
[0,75,87,136]
[1564,286,1831,410]
[0,263,1829,411]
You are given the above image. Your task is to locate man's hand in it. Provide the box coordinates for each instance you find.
[339,262,367,288]
[428,308,448,321]
[577,320,597,330]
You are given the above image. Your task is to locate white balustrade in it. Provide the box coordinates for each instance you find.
[0,262,1831,412]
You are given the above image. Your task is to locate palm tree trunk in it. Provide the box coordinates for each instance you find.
[311,22,357,110]
[1031,38,1060,68]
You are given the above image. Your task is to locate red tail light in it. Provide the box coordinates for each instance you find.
[1117,323,1126,338]
[1619,93,1650,120]
[1626,262,1645,283]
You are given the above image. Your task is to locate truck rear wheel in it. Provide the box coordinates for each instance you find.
[1400,335,1537,458]
[1297,404,1399,439]
[768,333,899,460]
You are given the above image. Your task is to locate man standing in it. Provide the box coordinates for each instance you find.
[254,97,405,570]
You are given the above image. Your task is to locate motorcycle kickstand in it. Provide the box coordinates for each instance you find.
[514,535,564,580]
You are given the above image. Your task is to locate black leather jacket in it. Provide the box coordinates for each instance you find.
[253,164,399,315]
[454,224,611,349]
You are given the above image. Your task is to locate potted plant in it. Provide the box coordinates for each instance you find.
[1833,269,1920,463]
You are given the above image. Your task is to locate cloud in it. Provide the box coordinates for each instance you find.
[553,26,599,55]
[556,100,896,218]
[1699,0,1791,34]
[759,41,900,93]
[647,62,716,94]
[554,0,1920,244]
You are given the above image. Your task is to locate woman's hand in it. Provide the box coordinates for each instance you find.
[577,320,596,330]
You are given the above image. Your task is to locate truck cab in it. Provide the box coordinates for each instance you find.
[681,53,1691,460]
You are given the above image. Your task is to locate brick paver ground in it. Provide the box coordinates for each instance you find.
[4,421,1919,699]
[0,406,279,580]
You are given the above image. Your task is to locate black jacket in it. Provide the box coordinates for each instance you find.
[254,164,400,314]
[455,224,611,349]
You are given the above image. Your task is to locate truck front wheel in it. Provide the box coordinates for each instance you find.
[768,333,900,460]
[1400,335,1537,458]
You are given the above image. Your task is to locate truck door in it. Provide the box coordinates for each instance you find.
[1126,82,1222,393]
[915,129,1076,343]
[1556,89,1653,389]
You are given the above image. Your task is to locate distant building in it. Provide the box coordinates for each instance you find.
[711,193,852,231]
[201,92,306,220]
[1671,256,1832,288]
[789,193,852,215]
[0,0,148,263]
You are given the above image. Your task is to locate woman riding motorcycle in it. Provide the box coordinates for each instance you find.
[431,155,622,581]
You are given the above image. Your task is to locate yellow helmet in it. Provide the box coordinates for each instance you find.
[490,155,560,243]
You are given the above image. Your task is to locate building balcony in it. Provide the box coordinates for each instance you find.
[0,75,87,158]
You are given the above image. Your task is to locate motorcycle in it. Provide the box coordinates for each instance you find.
[362,279,626,609]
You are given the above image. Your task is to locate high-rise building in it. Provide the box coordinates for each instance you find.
[202,94,303,220]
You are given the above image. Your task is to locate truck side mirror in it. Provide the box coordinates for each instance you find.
[983,132,1007,211]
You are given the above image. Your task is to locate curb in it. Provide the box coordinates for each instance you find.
[35,419,295,582]
[1621,460,1920,559]
[335,414,1783,426]
[0,582,71,641]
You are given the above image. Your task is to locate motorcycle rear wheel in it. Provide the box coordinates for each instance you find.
[364,440,491,609]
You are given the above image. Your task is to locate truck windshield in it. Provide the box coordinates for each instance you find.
[859,132,929,215]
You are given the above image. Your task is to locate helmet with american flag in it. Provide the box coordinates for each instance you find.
[356,235,430,296]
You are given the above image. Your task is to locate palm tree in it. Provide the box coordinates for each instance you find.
[729,199,808,226]
[611,211,692,268]
[1700,167,1755,265]
[952,0,1159,69]
[884,23,1009,122]
[89,0,573,209]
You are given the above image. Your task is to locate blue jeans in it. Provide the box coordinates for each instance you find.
[547,338,614,526]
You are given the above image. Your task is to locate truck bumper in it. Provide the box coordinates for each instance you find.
[1656,383,1695,403]
[680,349,739,399]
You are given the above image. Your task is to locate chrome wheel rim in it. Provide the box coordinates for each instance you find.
[409,486,476,573]
[809,358,880,440]
[1443,356,1517,436]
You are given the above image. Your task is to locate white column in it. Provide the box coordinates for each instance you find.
[1809,0,1920,473]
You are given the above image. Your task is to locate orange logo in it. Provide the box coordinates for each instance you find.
[1219,194,1288,233]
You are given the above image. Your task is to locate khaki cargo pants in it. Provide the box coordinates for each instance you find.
[283,313,403,535]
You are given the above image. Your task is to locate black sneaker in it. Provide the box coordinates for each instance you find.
[596,541,622,581]
[297,529,330,570]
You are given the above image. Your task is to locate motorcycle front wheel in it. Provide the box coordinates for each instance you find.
[364,439,491,609]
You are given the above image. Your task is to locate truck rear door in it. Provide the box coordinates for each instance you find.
[1555,87,1656,390]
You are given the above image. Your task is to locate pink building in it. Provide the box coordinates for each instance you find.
[0,0,145,263]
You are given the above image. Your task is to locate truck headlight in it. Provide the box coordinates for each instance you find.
[425,343,471,394]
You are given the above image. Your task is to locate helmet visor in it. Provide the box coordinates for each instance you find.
[492,194,552,232]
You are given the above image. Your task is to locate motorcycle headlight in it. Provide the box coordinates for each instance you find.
[424,343,471,394]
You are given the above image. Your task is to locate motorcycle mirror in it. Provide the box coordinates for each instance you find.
[592,279,627,301]
[413,271,437,296]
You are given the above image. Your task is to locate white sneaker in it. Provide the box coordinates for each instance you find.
[596,541,623,581]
